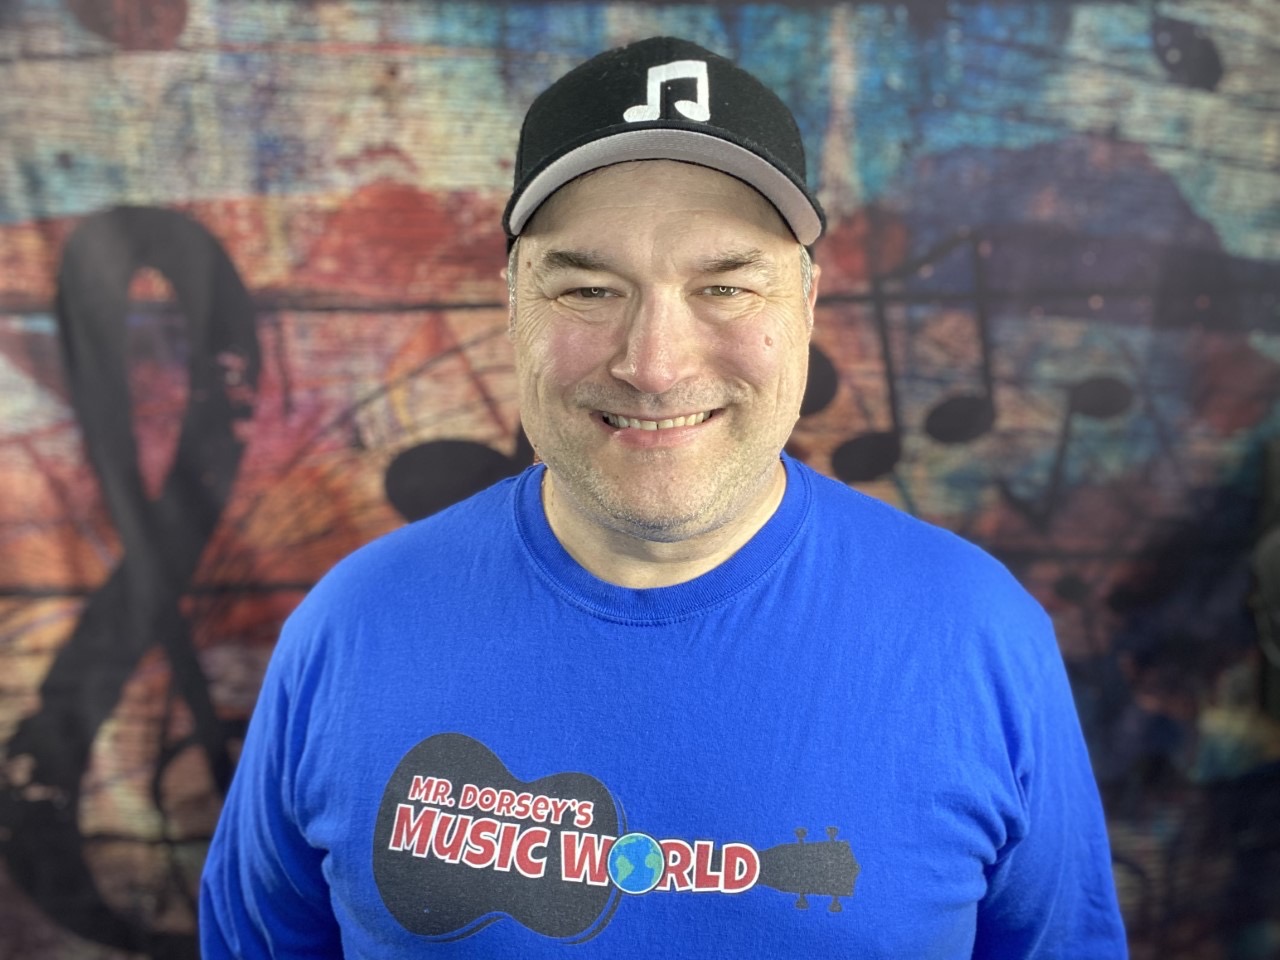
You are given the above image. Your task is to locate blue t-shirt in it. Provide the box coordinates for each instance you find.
[201,456,1127,957]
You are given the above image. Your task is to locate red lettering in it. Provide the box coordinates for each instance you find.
[721,843,760,893]
[430,813,471,863]
[547,797,571,825]
[494,821,521,871]
[462,818,500,869]
[494,789,517,817]
[457,783,479,810]
[512,792,533,820]
[693,840,722,891]
[574,802,594,829]
[430,778,452,805]
[530,795,551,822]
[560,831,613,885]
[514,827,550,878]
[388,804,437,857]
[659,839,694,891]
[407,776,432,802]
[477,787,498,812]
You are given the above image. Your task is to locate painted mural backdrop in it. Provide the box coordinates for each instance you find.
[2,0,1279,956]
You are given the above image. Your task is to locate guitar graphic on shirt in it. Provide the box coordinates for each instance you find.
[372,733,860,942]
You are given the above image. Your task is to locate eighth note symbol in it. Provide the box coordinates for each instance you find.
[999,375,1134,532]
[623,60,711,123]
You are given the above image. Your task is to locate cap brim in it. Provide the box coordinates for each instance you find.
[505,128,823,246]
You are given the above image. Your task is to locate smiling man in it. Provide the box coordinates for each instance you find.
[201,37,1128,958]
[513,160,815,586]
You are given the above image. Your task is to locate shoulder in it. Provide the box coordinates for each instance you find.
[322,473,521,591]
[796,460,1041,620]
[277,472,527,650]
[788,460,1060,698]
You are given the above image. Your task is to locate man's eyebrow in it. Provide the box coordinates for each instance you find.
[534,247,780,280]
[536,249,614,275]
[696,249,778,279]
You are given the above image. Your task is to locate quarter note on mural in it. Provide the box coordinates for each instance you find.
[999,375,1135,531]
[922,237,998,446]
[830,280,903,484]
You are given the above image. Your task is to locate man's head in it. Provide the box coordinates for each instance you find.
[505,38,823,549]
[504,36,824,247]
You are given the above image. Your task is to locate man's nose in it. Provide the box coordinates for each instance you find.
[608,292,701,395]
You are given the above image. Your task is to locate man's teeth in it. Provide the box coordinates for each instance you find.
[603,411,711,430]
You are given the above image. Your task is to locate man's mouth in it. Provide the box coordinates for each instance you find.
[600,410,715,431]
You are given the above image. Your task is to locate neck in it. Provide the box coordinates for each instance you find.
[541,461,787,588]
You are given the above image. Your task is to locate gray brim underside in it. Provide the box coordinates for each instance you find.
[507,129,822,245]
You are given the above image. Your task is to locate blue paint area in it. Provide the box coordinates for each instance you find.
[496,2,611,62]
[852,4,1074,200]
[732,8,831,189]
[0,151,130,224]
[891,137,1224,257]
[253,134,310,195]
[385,4,506,47]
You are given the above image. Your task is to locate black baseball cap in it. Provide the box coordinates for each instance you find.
[504,37,826,245]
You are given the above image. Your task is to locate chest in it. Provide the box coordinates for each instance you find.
[294,619,1014,957]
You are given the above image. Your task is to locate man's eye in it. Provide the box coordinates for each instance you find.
[569,287,612,299]
[705,285,742,297]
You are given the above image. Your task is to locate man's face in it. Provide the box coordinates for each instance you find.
[511,160,818,543]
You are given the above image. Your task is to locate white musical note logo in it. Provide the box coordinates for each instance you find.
[623,60,711,123]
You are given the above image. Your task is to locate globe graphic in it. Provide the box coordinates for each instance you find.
[607,832,664,894]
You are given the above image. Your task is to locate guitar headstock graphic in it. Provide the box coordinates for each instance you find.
[757,826,861,912]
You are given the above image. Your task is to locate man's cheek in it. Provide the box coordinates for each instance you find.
[713,331,794,384]
[540,325,617,384]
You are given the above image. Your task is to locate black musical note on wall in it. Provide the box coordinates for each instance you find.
[386,426,535,523]
[830,278,904,484]
[801,342,838,419]
[923,239,997,445]
[828,232,1001,483]
[1151,14,1224,92]
[0,206,259,957]
[999,374,1134,532]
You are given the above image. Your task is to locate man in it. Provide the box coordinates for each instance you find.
[201,37,1127,957]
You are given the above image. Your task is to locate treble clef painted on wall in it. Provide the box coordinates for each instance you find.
[0,206,259,956]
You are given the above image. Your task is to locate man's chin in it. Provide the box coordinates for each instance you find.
[585,493,718,544]
[541,448,780,544]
